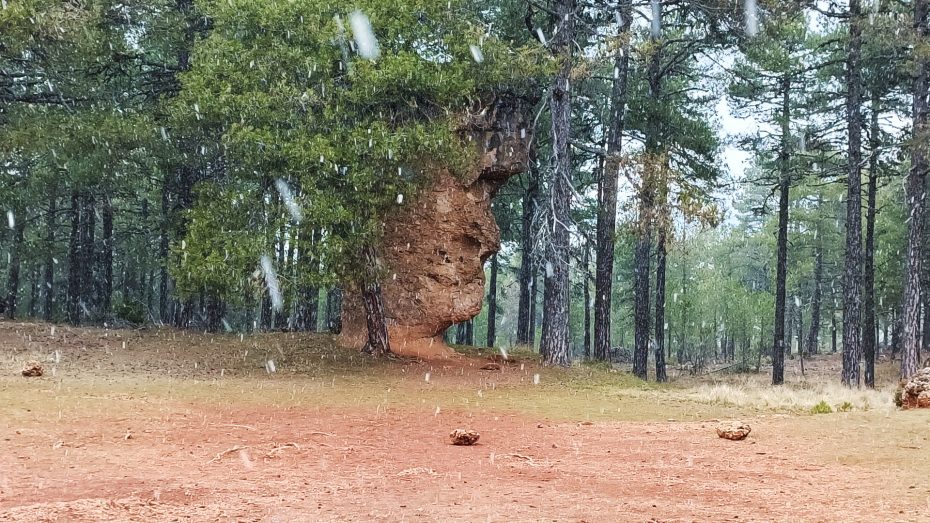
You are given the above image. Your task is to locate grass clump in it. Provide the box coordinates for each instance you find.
[810,400,833,414]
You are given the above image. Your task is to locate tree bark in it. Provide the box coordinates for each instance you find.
[67,191,82,324]
[903,0,929,379]
[360,245,390,357]
[655,228,668,382]
[807,227,824,356]
[539,0,576,367]
[487,253,499,348]
[44,195,56,320]
[863,91,880,388]
[100,196,114,316]
[326,288,343,334]
[773,76,791,386]
[5,216,25,320]
[583,244,591,358]
[634,6,664,380]
[594,0,632,362]
[842,0,864,387]
[517,156,539,346]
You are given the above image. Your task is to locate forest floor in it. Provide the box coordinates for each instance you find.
[0,320,928,522]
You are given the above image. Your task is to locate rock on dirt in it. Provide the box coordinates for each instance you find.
[716,422,751,441]
[898,367,930,409]
[449,428,480,446]
[21,360,44,377]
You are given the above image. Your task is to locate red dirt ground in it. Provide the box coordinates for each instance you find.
[1,321,929,522]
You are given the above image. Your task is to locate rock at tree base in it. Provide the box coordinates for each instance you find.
[21,361,43,377]
[716,422,751,441]
[898,367,930,409]
[339,97,533,359]
[450,428,480,446]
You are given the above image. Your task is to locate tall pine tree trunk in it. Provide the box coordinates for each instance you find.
[5,216,25,320]
[44,195,56,321]
[67,191,82,324]
[773,77,791,386]
[100,196,114,316]
[842,0,864,387]
[594,0,632,362]
[655,227,668,382]
[517,156,539,346]
[903,0,929,379]
[582,244,591,358]
[807,227,824,356]
[633,10,664,380]
[539,0,575,367]
[487,253,499,348]
[863,92,881,387]
[326,288,343,334]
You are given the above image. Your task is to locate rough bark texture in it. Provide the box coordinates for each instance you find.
[773,163,790,385]
[655,228,668,382]
[594,0,632,362]
[5,216,25,320]
[44,195,56,320]
[842,0,863,387]
[773,76,791,386]
[486,253,498,348]
[807,230,824,356]
[863,92,880,388]
[903,0,930,380]
[539,0,576,367]
[339,97,533,358]
[516,158,539,346]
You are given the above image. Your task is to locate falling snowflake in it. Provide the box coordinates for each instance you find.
[349,11,380,60]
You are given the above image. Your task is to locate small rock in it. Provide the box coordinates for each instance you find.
[449,428,480,446]
[21,361,43,377]
[479,362,502,371]
[716,422,751,441]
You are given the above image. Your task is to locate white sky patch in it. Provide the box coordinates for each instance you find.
[274,179,303,223]
[349,11,380,60]
[260,255,284,312]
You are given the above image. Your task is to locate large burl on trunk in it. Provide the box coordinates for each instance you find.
[340,97,533,358]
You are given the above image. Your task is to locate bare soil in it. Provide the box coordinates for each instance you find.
[1,320,929,522]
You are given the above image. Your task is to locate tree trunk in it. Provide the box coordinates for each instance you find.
[832,314,838,354]
[539,0,575,367]
[594,0,632,362]
[5,216,25,320]
[517,155,539,346]
[326,288,343,334]
[863,91,880,388]
[903,0,930,379]
[807,230,824,356]
[487,253,499,348]
[81,192,96,320]
[773,77,791,386]
[100,196,114,316]
[360,245,390,357]
[583,244,591,359]
[655,228,668,382]
[44,195,56,320]
[633,7,664,380]
[67,191,82,324]
[842,0,864,387]
[159,177,171,323]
